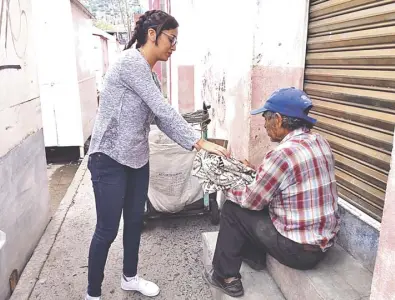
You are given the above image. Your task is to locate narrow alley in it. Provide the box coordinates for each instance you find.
[2,0,395,300]
[13,159,216,300]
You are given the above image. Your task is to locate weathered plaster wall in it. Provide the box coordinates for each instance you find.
[0,0,50,298]
[0,0,41,157]
[249,0,310,165]
[172,0,309,163]
[170,0,255,159]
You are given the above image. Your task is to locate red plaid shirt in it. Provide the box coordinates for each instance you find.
[226,128,340,250]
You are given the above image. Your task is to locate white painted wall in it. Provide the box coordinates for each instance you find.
[254,0,310,70]
[0,0,41,157]
[92,27,121,92]
[170,0,309,161]
[0,0,50,298]
[71,2,97,145]
[107,38,122,67]
[33,0,81,147]
[33,0,97,149]
[170,0,256,158]
[248,0,310,164]
[93,35,105,91]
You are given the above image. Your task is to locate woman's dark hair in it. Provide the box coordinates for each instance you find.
[124,10,179,50]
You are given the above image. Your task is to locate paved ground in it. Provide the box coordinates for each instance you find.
[47,163,80,216]
[29,165,217,300]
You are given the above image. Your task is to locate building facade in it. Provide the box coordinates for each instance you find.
[0,0,51,298]
[169,0,394,295]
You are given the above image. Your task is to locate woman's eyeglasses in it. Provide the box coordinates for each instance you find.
[162,32,178,46]
[147,25,178,47]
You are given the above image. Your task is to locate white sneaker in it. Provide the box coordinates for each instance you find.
[85,295,100,300]
[121,274,160,297]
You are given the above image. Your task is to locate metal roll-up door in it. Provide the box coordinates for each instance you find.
[304,0,395,221]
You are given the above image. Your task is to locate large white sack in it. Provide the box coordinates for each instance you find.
[148,126,203,213]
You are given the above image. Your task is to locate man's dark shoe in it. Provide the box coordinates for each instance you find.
[242,257,266,271]
[203,269,244,298]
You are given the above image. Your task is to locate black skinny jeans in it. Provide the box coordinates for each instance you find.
[87,153,149,297]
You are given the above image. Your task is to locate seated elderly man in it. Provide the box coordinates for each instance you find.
[204,87,340,298]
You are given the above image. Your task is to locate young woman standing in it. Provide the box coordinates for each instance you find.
[85,10,228,300]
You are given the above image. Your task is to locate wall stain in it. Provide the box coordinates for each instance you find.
[201,50,227,126]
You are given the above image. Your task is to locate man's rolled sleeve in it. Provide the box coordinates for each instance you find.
[226,150,289,210]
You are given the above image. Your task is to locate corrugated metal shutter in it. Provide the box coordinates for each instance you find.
[304,0,395,221]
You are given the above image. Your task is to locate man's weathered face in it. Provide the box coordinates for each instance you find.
[263,112,289,142]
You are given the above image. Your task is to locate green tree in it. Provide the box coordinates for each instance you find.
[94,19,115,31]
[110,0,142,39]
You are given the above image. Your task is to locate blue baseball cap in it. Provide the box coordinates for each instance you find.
[250,87,317,124]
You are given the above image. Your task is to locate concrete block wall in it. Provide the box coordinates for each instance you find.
[0,132,50,300]
[371,131,395,299]
[336,200,380,272]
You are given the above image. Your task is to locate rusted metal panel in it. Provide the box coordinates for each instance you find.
[310,0,390,19]
[336,170,385,209]
[305,83,395,110]
[305,68,395,90]
[308,26,395,50]
[305,0,395,223]
[337,185,383,220]
[312,113,393,151]
[334,152,388,190]
[316,128,392,170]
[310,99,395,131]
[306,48,395,60]
[309,3,395,34]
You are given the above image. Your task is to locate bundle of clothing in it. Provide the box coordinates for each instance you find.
[192,150,256,194]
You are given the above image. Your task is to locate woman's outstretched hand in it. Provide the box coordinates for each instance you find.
[240,159,256,171]
[195,139,230,157]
